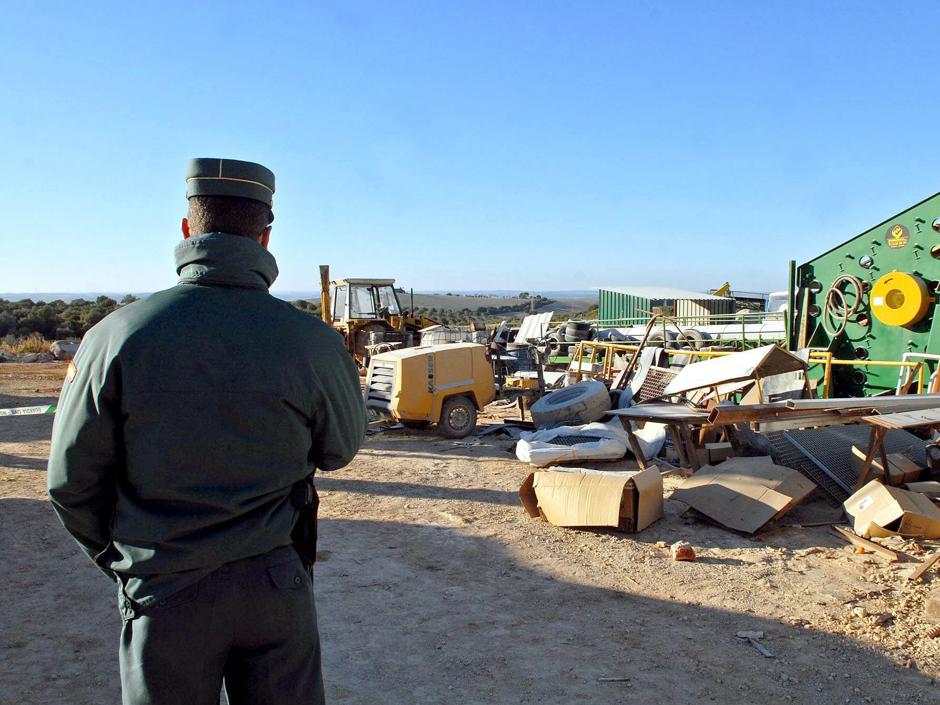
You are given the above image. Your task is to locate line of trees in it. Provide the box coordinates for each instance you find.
[0,294,558,342]
[0,296,139,340]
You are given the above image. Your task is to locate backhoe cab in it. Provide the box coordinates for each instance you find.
[319,266,437,367]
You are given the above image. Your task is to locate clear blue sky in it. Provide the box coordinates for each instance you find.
[2,1,938,296]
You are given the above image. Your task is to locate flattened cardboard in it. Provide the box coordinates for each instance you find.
[844,480,940,539]
[906,481,940,499]
[670,456,816,534]
[850,446,925,486]
[518,467,663,532]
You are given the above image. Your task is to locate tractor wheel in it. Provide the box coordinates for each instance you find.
[438,396,477,439]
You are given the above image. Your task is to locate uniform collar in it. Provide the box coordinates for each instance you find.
[174,232,279,290]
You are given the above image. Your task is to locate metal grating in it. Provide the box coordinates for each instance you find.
[766,434,847,505]
[365,361,395,412]
[635,366,678,403]
[766,425,927,504]
[544,435,606,447]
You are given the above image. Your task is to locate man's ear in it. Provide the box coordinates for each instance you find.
[258,225,272,249]
[181,217,191,240]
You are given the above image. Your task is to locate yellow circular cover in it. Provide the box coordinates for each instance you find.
[870,272,931,327]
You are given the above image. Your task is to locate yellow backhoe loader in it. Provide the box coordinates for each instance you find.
[319,265,438,367]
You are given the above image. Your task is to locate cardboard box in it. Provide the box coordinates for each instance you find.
[850,446,924,486]
[669,456,816,534]
[705,441,733,464]
[890,454,925,484]
[518,467,663,532]
[843,480,940,539]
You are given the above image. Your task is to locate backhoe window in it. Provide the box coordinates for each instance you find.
[349,285,378,319]
[377,286,401,315]
[332,285,347,323]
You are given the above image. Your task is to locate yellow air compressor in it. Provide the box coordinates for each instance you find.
[364,343,497,438]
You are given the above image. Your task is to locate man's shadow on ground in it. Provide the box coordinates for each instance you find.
[1,497,933,705]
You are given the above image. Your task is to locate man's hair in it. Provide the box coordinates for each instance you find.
[187,195,271,239]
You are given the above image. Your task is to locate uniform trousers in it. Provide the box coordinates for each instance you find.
[119,546,325,705]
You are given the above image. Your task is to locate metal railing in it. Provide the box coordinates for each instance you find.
[567,340,932,399]
[585,311,786,328]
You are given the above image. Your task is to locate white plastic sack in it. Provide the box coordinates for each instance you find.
[515,417,668,467]
[616,379,666,460]
[516,419,628,467]
[630,420,667,461]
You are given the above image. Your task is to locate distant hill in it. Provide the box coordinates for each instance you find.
[302,291,595,318]
[0,290,598,324]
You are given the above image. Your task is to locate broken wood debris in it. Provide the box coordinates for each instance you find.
[907,552,940,582]
[831,526,900,562]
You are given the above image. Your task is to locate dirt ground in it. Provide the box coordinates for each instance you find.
[2,363,939,704]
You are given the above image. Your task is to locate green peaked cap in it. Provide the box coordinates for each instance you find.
[185,158,275,210]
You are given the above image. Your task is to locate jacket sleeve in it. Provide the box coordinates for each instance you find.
[308,335,366,472]
[47,339,123,572]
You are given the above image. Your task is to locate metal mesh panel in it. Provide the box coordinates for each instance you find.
[544,435,606,447]
[766,425,927,503]
[635,367,678,403]
[766,433,846,504]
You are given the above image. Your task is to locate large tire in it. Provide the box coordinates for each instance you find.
[565,322,591,341]
[677,328,707,350]
[647,331,678,349]
[529,380,612,429]
[438,396,477,438]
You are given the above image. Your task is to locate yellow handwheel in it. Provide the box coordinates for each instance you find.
[870,272,931,327]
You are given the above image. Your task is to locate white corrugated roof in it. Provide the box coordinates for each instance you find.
[597,285,728,301]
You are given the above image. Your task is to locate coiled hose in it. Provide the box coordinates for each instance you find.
[822,274,864,338]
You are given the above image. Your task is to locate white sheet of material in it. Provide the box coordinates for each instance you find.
[515,312,554,343]
[663,344,806,397]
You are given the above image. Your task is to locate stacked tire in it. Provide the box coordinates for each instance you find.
[564,321,593,342]
[647,330,678,349]
[563,321,594,356]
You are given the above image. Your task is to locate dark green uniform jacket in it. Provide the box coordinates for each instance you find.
[47,233,365,611]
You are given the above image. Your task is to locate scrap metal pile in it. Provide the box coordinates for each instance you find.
[512,319,940,631]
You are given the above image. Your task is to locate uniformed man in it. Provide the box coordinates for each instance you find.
[47,158,366,704]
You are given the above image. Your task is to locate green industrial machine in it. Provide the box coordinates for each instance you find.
[789,190,940,396]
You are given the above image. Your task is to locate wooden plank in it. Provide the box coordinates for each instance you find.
[669,425,688,469]
[797,287,810,349]
[861,408,940,430]
[710,400,927,427]
[623,423,649,470]
[708,404,854,425]
[678,423,700,471]
[831,526,899,562]
[907,552,940,582]
[855,427,883,490]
